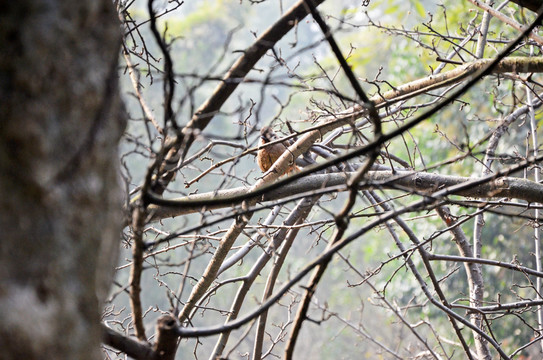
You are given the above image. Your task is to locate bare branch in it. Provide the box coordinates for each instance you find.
[467,0,543,45]
[150,0,326,195]
[147,171,543,220]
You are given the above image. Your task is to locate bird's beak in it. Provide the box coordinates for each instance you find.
[260,135,267,142]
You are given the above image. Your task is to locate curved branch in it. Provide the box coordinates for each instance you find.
[252,215,307,360]
[373,56,543,108]
[367,191,473,359]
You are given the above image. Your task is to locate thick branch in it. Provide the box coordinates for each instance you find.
[102,317,179,360]
[373,57,543,108]
[147,171,543,220]
[177,217,249,323]
[145,55,543,217]
[129,205,147,340]
[101,324,155,360]
[252,215,309,360]
[144,52,543,219]
[153,315,179,360]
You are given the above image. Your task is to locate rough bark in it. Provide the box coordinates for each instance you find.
[0,2,124,360]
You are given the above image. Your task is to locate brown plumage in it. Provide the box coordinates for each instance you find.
[257,126,298,174]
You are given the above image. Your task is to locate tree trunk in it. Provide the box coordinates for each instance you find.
[0,2,124,359]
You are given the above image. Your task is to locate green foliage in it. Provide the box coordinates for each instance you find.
[164,1,247,72]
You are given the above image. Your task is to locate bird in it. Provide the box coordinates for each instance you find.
[257,126,298,175]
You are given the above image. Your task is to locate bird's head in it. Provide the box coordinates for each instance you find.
[260,126,277,143]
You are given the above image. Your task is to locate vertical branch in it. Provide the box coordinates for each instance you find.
[474,100,541,253]
[467,0,543,45]
[124,1,185,341]
[125,0,189,340]
[252,202,316,360]
[147,0,176,130]
[475,0,492,58]
[122,50,163,135]
[129,205,147,341]
[526,78,543,351]
[471,5,495,348]
[437,206,490,360]
[153,315,179,360]
[472,0,524,259]
[284,160,377,358]
[469,97,542,357]
[173,240,196,317]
